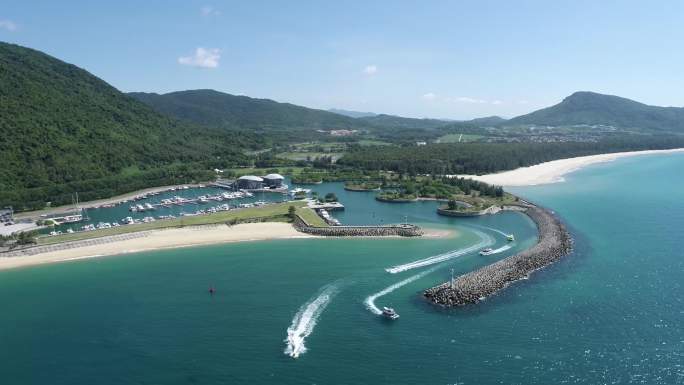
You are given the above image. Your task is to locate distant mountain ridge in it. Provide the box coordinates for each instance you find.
[506,91,684,131]
[129,90,361,132]
[328,108,378,118]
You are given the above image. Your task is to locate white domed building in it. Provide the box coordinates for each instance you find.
[262,173,285,188]
[235,175,264,190]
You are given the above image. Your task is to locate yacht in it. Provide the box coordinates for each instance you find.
[290,188,311,196]
[144,203,155,210]
[479,248,494,256]
[382,307,400,320]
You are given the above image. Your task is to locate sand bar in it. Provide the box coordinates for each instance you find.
[459,148,684,187]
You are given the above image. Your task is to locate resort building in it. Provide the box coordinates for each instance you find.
[263,173,285,188]
[235,175,264,190]
[0,208,13,223]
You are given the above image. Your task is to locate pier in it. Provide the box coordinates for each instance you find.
[424,204,573,306]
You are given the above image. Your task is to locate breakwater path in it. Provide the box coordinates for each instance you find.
[424,204,572,306]
[293,216,423,237]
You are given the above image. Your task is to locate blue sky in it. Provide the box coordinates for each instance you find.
[2,0,683,119]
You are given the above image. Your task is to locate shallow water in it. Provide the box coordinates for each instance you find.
[1,154,683,384]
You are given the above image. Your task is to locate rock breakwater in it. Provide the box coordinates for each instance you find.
[293,216,423,237]
[424,204,572,306]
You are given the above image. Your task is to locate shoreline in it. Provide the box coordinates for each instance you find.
[0,223,313,271]
[458,148,684,186]
[0,223,454,272]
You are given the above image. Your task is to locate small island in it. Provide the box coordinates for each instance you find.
[344,181,382,191]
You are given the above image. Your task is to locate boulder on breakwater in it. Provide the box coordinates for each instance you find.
[424,204,572,306]
[293,216,423,237]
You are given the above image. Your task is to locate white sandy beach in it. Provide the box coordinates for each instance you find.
[0,223,455,271]
[459,148,684,187]
[0,223,313,271]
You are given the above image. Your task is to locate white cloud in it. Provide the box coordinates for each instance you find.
[178,47,221,68]
[363,65,378,75]
[0,20,17,32]
[422,92,437,100]
[200,6,221,17]
[491,100,503,105]
[455,96,488,104]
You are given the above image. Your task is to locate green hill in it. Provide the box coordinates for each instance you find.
[507,91,684,131]
[128,89,363,134]
[0,42,256,210]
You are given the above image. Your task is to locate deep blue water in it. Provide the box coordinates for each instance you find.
[1,153,683,384]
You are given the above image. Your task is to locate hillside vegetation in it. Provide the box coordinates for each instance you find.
[0,42,258,210]
[129,90,362,134]
[338,136,684,175]
[507,91,684,131]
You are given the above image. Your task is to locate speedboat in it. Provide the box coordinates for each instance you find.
[382,307,400,320]
[507,234,515,242]
[479,248,494,256]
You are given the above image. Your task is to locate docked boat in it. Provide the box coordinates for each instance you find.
[144,203,155,210]
[507,234,515,242]
[479,248,494,256]
[382,307,400,320]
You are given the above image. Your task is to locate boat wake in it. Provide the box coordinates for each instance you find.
[364,267,439,315]
[385,230,494,274]
[284,283,339,359]
[470,224,510,238]
[488,244,513,255]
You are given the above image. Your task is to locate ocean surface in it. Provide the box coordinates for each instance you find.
[1,154,683,384]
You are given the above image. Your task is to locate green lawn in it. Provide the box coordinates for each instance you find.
[436,133,484,143]
[276,152,344,161]
[37,201,307,245]
[356,139,392,146]
[295,207,328,227]
[225,166,307,177]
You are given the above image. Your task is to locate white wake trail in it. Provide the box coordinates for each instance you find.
[469,224,510,238]
[488,244,513,254]
[385,230,494,274]
[364,266,439,315]
[284,284,339,359]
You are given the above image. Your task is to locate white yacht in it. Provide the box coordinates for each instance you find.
[382,307,399,320]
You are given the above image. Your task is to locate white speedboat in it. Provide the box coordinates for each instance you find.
[479,248,494,256]
[382,307,399,320]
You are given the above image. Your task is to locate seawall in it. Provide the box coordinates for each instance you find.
[293,216,423,237]
[424,204,573,306]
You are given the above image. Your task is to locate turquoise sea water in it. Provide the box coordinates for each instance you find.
[1,154,683,384]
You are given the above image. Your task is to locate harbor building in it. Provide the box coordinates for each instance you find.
[235,175,264,190]
[0,208,13,223]
[263,173,285,188]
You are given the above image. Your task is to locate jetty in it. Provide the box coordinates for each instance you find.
[293,216,423,237]
[424,204,572,306]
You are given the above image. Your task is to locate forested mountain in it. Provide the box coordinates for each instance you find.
[129,90,363,133]
[356,114,451,130]
[328,108,377,118]
[0,42,257,210]
[466,116,507,126]
[506,92,684,131]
